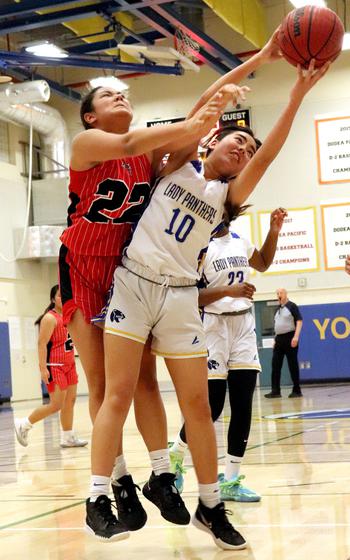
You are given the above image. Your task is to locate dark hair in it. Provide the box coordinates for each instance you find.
[206,123,262,157]
[80,86,102,130]
[223,200,252,226]
[34,284,60,326]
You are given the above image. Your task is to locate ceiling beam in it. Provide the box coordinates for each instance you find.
[112,1,233,73]
[111,1,174,38]
[66,30,162,54]
[0,2,113,35]
[0,0,174,20]
[152,4,242,68]
[0,50,184,75]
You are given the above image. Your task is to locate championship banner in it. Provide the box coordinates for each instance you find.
[315,114,350,184]
[321,202,350,270]
[258,207,319,274]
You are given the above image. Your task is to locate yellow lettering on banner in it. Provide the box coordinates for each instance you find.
[330,317,350,339]
[313,318,330,340]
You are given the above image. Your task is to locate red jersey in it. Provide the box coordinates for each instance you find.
[60,155,151,256]
[46,310,75,366]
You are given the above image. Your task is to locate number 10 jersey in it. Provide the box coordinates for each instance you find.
[126,161,228,280]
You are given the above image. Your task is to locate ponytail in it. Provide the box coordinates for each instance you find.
[34,284,59,327]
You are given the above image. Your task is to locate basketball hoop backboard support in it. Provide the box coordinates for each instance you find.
[117,44,200,73]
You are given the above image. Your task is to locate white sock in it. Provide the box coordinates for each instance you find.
[198,482,221,508]
[111,455,129,483]
[61,430,73,441]
[149,448,170,476]
[23,417,33,429]
[170,434,188,456]
[224,454,242,480]
[90,475,110,502]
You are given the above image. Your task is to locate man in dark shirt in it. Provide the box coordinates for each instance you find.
[265,288,303,398]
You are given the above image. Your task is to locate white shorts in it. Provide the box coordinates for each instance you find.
[203,311,261,380]
[105,265,208,359]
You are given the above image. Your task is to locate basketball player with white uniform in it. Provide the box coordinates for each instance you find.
[170,207,286,502]
[87,60,329,550]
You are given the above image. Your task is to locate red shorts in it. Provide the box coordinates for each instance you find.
[46,362,78,393]
[59,245,120,325]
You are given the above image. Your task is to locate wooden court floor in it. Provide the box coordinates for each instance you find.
[1,383,350,560]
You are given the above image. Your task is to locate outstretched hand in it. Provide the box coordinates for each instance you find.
[291,59,331,101]
[190,84,251,137]
[260,27,283,63]
[270,207,288,233]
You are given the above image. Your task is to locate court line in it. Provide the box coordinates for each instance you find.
[0,500,84,531]
[0,426,338,531]
[2,521,350,532]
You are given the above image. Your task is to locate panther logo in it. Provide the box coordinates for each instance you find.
[208,359,219,370]
[110,309,126,323]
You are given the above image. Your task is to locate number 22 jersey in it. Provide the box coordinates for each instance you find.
[60,155,151,256]
[201,231,255,314]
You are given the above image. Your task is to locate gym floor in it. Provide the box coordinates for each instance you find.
[1,383,350,560]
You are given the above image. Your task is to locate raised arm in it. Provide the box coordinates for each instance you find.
[71,106,224,171]
[151,30,282,172]
[227,60,330,208]
[249,208,287,272]
[187,29,282,119]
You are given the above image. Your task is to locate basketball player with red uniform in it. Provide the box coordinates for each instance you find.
[14,285,87,448]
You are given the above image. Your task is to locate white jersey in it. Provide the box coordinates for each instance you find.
[126,161,228,280]
[201,231,255,314]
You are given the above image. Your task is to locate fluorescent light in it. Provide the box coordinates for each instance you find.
[25,41,68,58]
[89,76,129,91]
[290,1,326,7]
[342,32,350,50]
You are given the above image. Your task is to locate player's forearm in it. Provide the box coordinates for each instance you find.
[124,119,195,156]
[258,228,279,270]
[198,286,229,306]
[188,51,267,119]
[227,97,302,209]
[38,342,48,371]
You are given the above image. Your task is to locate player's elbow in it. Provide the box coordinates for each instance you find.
[122,133,141,156]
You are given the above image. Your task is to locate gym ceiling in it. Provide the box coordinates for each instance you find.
[0,0,345,102]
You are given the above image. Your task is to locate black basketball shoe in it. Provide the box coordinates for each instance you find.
[142,471,190,525]
[112,474,147,531]
[85,495,129,541]
[192,499,247,550]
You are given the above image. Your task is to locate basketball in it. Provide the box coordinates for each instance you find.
[278,5,344,68]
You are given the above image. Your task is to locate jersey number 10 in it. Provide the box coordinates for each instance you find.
[165,208,195,243]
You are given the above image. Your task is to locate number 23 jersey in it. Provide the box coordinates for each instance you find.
[201,231,255,314]
[126,161,228,280]
[60,155,151,256]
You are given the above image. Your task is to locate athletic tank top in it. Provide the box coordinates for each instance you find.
[126,161,228,280]
[201,232,255,313]
[60,154,151,255]
[46,310,75,366]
